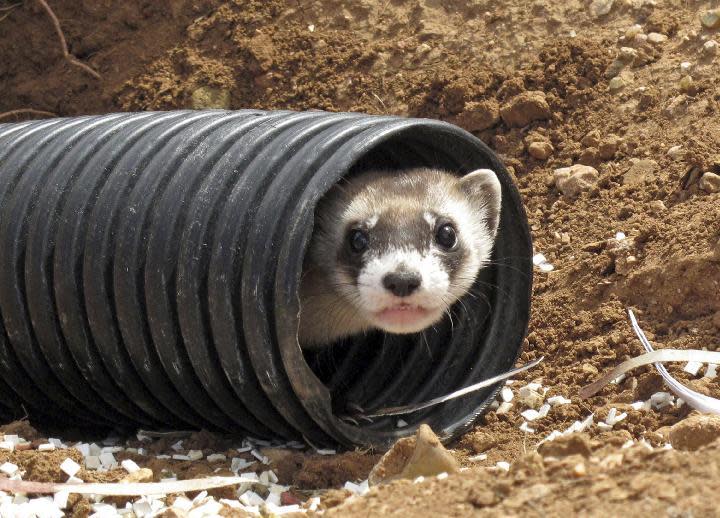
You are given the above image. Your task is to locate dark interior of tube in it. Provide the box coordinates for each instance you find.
[302,136,499,433]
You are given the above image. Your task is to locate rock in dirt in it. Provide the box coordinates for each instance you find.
[669,414,720,451]
[700,9,720,30]
[538,433,593,458]
[190,86,231,110]
[156,508,188,518]
[368,424,458,485]
[703,40,718,56]
[500,91,551,128]
[647,33,668,45]
[590,0,614,18]
[554,165,599,197]
[528,141,554,160]
[599,135,620,159]
[605,47,637,79]
[453,100,501,132]
[699,172,720,193]
[623,159,658,186]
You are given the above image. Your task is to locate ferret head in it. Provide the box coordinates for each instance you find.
[307,167,502,337]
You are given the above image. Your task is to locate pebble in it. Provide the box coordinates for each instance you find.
[679,75,694,93]
[368,424,458,485]
[648,200,667,214]
[590,0,614,18]
[669,414,720,450]
[704,40,718,56]
[623,158,658,186]
[699,172,720,193]
[624,24,643,39]
[647,32,667,44]
[598,135,620,159]
[680,61,693,73]
[608,76,626,93]
[700,9,720,30]
[605,47,637,79]
[500,91,551,127]
[666,145,682,159]
[554,164,599,198]
[528,140,554,160]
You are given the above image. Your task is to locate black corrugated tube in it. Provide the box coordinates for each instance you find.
[0,109,532,448]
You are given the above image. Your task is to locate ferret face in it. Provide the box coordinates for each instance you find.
[306,167,502,338]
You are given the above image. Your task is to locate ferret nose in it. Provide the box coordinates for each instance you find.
[382,271,421,297]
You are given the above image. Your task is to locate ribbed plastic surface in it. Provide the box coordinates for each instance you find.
[0,110,532,448]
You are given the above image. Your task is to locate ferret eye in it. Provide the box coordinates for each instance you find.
[348,229,369,253]
[435,223,457,249]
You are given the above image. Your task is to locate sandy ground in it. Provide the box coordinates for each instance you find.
[2,0,720,516]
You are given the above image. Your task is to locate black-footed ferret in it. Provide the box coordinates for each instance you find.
[298,167,502,349]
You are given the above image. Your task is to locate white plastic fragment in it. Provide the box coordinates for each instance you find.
[500,386,514,402]
[89,444,102,457]
[0,442,14,451]
[54,490,69,509]
[239,491,265,507]
[615,231,626,241]
[519,422,535,433]
[3,435,19,445]
[520,409,540,421]
[172,454,190,461]
[649,391,674,410]
[396,419,408,428]
[413,475,425,483]
[171,440,184,452]
[172,496,193,511]
[344,480,370,495]
[496,402,513,414]
[705,364,718,379]
[315,449,336,456]
[436,472,449,480]
[99,452,117,469]
[121,459,140,474]
[60,458,82,478]
[547,395,571,406]
[0,463,18,476]
[67,476,84,484]
[206,454,226,463]
[75,443,90,457]
[231,457,255,473]
[38,443,56,452]
[537,403,551,418]
[187,450,203,461]
[251,450,270,464]
[683,361,703,376]
[597,422,613,431]
[495,461,510,471]
[468,454,487,462]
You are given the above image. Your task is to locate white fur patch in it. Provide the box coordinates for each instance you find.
[357,248,450,311]
[423,211,435,227]
[365,214,379,228]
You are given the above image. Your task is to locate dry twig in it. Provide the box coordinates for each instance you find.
[36,0,101,79]
[0,108,57,121]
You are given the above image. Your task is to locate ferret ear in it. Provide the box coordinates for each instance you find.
[459,168,502,238]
